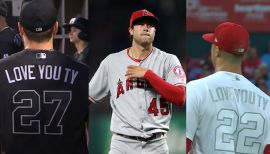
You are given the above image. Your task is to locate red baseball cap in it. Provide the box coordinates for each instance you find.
[202,22,250,55]
[129,9,159,28]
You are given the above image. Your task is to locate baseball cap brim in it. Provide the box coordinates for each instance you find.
[63,23,83,32]
[63,21,87,32]
[131,16,159,27]
[202,33,215,44]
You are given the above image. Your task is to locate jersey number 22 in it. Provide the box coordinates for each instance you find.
[215,109,264,154]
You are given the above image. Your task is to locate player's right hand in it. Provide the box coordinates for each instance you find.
[125,65,149,79]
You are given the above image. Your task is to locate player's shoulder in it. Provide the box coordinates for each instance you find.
[0,27,16,37]
[103,48,127,61]
[110,49,127,56]
[1,27,16,34]
[187,73,219,88]
[0,50,24,64]
[153,47,175,56]
[153,47,180,62]
[53,50,89,70]
[0,49,87,69]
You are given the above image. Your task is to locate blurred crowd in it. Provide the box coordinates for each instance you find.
[187,42,270,96]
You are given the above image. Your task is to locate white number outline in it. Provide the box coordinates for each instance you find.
[236,112,264,154]
[43,91,72,135]
[215,109,265,153]
[215,109,238,152]
[12,90,72,135]
[12,90,41,134]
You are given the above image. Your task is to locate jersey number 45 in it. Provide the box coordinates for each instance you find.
[148,98,170,116]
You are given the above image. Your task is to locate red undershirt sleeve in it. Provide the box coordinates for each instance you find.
[264,144,270,154]
[144,70,186,106]
[186,138,192,154]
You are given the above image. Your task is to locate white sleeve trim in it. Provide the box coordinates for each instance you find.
[186,132,194,141]
[174,83,186,87]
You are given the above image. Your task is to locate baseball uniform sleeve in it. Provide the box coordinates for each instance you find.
[166,55,186,86]
[186,81,201,141]
[88,58,110,103]
[267,117,270,145]
[144,70,185,105]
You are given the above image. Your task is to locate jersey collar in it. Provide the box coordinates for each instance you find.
[126,48,153,63]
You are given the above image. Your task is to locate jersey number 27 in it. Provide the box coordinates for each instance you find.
[12,90,71,135]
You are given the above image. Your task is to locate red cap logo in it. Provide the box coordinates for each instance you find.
[129,9,159,28]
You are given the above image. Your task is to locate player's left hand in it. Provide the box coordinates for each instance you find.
[125,65,149,79]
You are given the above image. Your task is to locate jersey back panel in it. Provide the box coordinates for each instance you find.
[0,50,89,154]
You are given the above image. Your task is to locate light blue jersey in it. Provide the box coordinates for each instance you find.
[187,71,270,154]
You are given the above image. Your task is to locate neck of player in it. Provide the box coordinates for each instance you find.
[0,17,8,32]
[75,41,88,54]
[24,37,54,51]
[215,60,242,75]
[130,42,152,60]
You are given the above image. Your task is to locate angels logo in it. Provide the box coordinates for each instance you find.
[116,78,153,99]
[116,79,125,98]
[173,66,185,78]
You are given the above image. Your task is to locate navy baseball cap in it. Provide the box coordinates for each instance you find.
[20,0,57,33]
[0,0,8,17]
[63,17,89,34]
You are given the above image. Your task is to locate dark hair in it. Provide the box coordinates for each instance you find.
[24,26,54,43]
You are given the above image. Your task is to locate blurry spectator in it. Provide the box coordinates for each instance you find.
[261,41,270,68]
[199,60,214,78]
[0,0,23,59]
[63,17,90,66]
[253,63,270,90]
[242,47,261,79]
[187,52,214,81]
[187,58,203,80]
[63,17,95,79]
[255,78,270,96]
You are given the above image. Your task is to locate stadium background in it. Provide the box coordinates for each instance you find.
[4,0,186,154]
[187,0,270,96]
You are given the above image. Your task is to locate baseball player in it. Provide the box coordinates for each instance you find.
[0,0,23,59]
[89,9,186,154]
[63,17,90,66]
[0,0,89,154]
[186,22,270,154]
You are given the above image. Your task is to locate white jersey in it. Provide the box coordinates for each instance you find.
[89,47,186,137]
[186,71,270,154]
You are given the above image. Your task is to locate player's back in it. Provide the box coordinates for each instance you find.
[187,71,270,154]
[0,50,89,154]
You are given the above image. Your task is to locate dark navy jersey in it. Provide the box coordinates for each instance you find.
[0,50,89,154]
[73,46,95,80]
[0,27,23,59]
[73,46,90,66]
